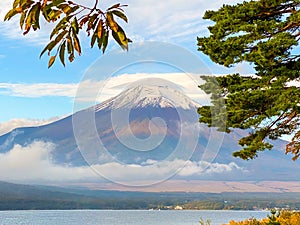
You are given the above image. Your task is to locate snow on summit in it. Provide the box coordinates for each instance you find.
[95,82,200,112]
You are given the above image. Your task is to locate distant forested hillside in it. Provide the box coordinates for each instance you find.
[0,181,299,210]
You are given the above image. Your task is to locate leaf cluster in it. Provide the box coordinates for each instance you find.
[5,0,131,67]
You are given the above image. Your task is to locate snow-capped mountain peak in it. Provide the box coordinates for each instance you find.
[95,84,200,111]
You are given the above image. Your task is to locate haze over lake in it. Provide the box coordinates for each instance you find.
[0,210,268,225]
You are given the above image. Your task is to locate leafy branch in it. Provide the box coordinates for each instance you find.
[4,0,131,68]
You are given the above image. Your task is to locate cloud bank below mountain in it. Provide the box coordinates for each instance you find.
[0,140,243,185]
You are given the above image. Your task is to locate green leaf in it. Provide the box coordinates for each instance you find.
[13,0,21,8]
[40,40,57,58]
[112,26,129,50]
[42,7,51,21]
[58,4,71,13]
[31,3,41,30]
[53,0,65,4]
[111,10,128,23]
[91,33,97,48]
[87,14,98,32]
[48,9,61,21]
[59,41,66,67]
[20,11,27,28]
[23,5,36,35]
[20,0,34,9]
[57,3,79,15]
[55,30,68,42]
[4,9,18,21]
[102,31,109,53]
[97,36,103,50]
[72,29,81,55]
[71,17,79,34]
[107,3,121,11]
[48,55,56,68]
[67,36,73,54]
[65,5,79,15]
[50,16,69,39]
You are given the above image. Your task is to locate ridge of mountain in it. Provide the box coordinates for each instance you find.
[0,84,298,182]
[94,84,200,112]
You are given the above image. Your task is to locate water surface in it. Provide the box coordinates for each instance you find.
[0,210,268,225]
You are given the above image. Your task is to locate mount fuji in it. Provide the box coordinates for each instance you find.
[0,83,299,182]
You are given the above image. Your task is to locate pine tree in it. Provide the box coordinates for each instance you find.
[197,0,300,160]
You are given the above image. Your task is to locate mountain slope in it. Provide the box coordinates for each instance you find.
[0,84,298,181]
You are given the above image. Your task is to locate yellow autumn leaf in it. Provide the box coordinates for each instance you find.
[106,12,118,32]
[48,55,56,68]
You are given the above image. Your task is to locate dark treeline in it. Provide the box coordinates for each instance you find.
[0,181,299,210]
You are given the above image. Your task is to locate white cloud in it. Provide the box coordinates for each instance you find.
[178,161,242,176]
[91,159,243,183]
[0,140,243,184]
[86,73,209,104]
[0,141,97,182]
[0,117,64,136]
[124,0,244,43]
[0,73,210,105]
[0,82,77,98]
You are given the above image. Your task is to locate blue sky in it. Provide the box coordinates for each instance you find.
[1,0,299,188]
[0,0,254,133]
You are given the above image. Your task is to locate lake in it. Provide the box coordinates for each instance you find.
[0,210,268,225]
